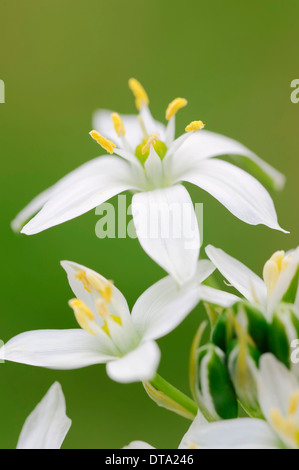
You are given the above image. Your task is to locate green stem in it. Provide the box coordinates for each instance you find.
[149,373,198,419]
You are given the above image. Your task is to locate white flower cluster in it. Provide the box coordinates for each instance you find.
[5,79,299,449]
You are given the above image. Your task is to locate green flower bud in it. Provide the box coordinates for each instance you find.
[227,339,262,419]
[268,303,299,370]
[233,301,268,352]
[194,343,238,420]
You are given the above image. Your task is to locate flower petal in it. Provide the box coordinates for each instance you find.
[268,247,299,315]
[205,245,267,306]
[60,260,130,321]
[21,156,138,235]
[197,285,240,307]
[172,129,285,190]
[106,341,160,383]
[0,329,116,369]
[258,354,299,422]
[132,185,200,285]
[17,382,71,449]
[178,159,286,232]
[123,441,155,449]
[179,416,279,449]
[131,261,215,341]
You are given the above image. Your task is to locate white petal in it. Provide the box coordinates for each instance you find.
[17,382,71,449]
[132,185,200,285]
[60,260,130,321]
[144,146,163,185]
[106,341,160,383]
[11,186,55,232]
[131,260,214,341]
[268,247,299,315]
[206,245,267,306]
[123,441,155,449]
[21,156,138,235]
[165,116,176,147]
[197,285,240,307]
[172,129,285,190]
[0,330,116,369]
[258,354,299,422]
[178,159,287,232]
[179,418,279,449]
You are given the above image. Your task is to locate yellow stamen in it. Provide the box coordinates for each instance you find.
[188,443,198,449]
[128,78,149,110]
[86,272,113,303]
[69,298,95,336]
[96,298,122,336]
[111,112,125,137]
[270,408,299,447]
[142,133,159,155]
[233,317,255,386]
[263,250,291,295]
[75,270,91,292]
[185,120,205,132]
[165,97,188,120]
[89,130,116,154]
[289,391,299,415]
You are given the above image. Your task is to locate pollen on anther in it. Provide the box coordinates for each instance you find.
[111,112,125,137]
[89,130,116,154]
[128,78,149,110]
[185,121,205,132]
[166,97,188,120]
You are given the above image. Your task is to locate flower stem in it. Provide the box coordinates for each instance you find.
[147,373,198,420]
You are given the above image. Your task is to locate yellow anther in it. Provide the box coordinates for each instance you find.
[188,443,198,449]
[185,120,205,132]
[263,250,290,295]
[270,408,299,447]
[68,298,95,336]
[86,272,113,303]
[111,112,125,137]
[128,78,149,110]
[289,391,299,415]
[142,133,159,155]
[75,270,91,292]
[89,130,116,154]
[165,97,188,120]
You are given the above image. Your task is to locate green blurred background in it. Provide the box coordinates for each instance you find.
[0,0,298,449]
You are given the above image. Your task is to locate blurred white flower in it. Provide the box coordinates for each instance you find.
[125,355,299,449]
[206,245,299,319]
[0,259,236,384]
[17,382,71,449]
[12,79,286,285]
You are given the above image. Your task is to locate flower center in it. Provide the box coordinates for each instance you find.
[270,391,299,448]
[263,250,293,296]
[135,135,167,164]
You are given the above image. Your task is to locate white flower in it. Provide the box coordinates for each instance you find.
[17,382,71,449]
[12,79,286,285]
[125,355,299,449]
[0,260,236,384]
[206,245,299,319]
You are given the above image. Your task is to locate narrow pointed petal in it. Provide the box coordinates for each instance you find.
[0,330,116,369]
[164,116,176,147]
[144,146,163,184]
[173,129,285,190]
[123,441,155,449]
[106,341,160,383]
[17,382,71,449]
[178,159,286,232]
[197,285,240,307]
[206,245,267,306]
[11,186,55,232]
[132,185,200,285]
[21,157,138,235]
[179,417,279,449]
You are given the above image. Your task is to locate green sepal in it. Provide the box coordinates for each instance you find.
[282,266,299,304]
[233,301,268,352]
